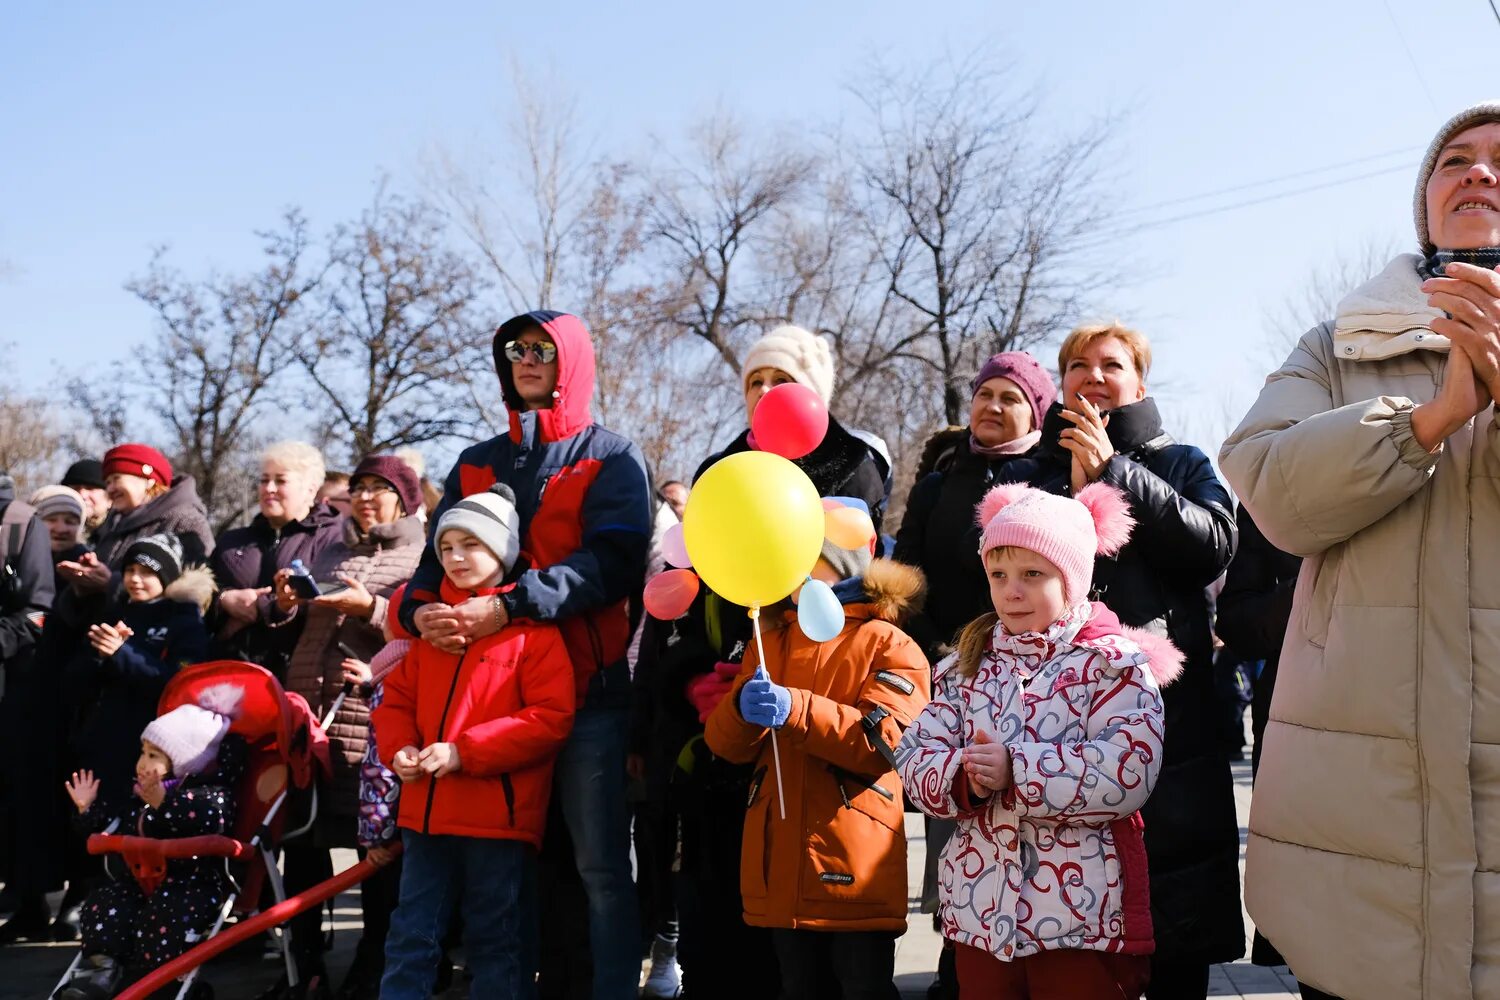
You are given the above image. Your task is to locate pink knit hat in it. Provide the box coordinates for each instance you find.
[976,483,1134,603]
[141,683,243,777]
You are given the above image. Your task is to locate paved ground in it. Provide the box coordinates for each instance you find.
[3,756,1299,998]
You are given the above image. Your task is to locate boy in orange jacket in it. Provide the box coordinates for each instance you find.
[704,530,930,1000]
[372,484,575,1000]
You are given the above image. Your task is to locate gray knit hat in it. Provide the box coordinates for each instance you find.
[1414,101,1500,254]
[434,483,521,572]
[29,485,86,523]
[818,536,873,582]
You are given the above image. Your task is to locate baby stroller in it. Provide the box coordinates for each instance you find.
[52,660,330,1000]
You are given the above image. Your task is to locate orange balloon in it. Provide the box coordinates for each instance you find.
[825,506,875,551]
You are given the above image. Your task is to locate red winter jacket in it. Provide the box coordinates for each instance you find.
[372,579,575,845]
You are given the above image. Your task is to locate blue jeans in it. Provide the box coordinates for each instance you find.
[552,702,640,1000]
[381,831,538,1000]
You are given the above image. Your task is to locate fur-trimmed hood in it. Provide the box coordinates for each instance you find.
[164,564,218,615]
[846,558,926,626]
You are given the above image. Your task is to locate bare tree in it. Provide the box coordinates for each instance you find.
[647,115,818,376]
[0,385,68,495]
[293,186,484,465]
[1264,239,1400,362]
[850,59,1120,425]
[116,212,320,530]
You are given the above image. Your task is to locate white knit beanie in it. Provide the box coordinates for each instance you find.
[741,325,835,405]
[141,683,243,777]
[1414,100,1500,254]
[434,483,521,572]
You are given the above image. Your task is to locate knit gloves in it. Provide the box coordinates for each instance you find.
[685,662,741,723]
[738,666,791,730]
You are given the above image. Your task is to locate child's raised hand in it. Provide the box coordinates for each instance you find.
[340,657,372,687]
[65,769,100,813]
[88,621,129,657]
[963,729,1013,797]
[417,741,462,778]
[392,746,422,782]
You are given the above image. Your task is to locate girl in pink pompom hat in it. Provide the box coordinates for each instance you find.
[896,482,1183,999]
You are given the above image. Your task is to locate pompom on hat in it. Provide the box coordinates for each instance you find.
[741,325,835,405]
[1414,100,1500,254]
[434,483,521,573]
[975,483,1134,603]
[141,683,243,777]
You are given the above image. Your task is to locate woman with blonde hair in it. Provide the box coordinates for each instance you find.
[209,441,343,680]
[994,322,1243,1000]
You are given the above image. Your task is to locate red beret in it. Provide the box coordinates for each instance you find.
[102,443,173,488]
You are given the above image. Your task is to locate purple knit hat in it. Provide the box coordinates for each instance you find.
[351,454,422,518]
[970,352,1057,428]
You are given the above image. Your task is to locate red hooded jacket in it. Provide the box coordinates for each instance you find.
[372,579,575,845]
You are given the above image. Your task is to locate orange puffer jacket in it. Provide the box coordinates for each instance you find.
[372,579,575,846]
[704,559,931,932]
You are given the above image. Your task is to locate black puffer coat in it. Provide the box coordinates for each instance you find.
[209,501,344,678]
[893,428,1038,662]
[994,397,1245,965]
[1216,506,1300,779]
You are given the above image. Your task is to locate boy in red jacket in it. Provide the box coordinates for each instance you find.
[373,484,575,1000]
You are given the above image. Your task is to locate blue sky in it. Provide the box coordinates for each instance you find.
[3,1,1497,457]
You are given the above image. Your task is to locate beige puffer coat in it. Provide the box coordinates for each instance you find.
[1220,253,1500,999]
[283,515,424,824]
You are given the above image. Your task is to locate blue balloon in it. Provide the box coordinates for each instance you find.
[797,578,845,642]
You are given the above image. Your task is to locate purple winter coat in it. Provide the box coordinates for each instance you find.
[208,502,345,678]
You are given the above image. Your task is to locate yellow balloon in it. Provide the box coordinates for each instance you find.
[682,451,825,607]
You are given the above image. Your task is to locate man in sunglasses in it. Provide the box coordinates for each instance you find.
[399,310,650,1000]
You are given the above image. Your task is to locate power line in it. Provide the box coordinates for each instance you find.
[1114,146,1418,218]
[1382,0,1439,113]
[1488,0,1500,29]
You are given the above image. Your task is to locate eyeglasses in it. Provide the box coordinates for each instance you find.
[349,482,396,499]
[503,340,557,364]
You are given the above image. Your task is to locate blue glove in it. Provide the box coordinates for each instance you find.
[738,667,792,729]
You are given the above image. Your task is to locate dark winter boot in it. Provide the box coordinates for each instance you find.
[55,954,123,1000]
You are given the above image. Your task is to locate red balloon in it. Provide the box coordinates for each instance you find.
[751,383,829,460]
[643,569,700,620]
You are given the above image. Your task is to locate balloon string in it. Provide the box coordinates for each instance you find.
[750,606,786,821]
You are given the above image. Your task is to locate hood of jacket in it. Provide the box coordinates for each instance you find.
[106,475,209,542]
[163,564,218,615]
[492,310,595,444]
[1331,253,1448,362]
[829,558,926,626]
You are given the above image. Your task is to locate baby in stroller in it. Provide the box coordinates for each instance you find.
[55,684,245,1000]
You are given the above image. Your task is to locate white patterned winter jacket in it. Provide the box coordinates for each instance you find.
[895,601,1180,962]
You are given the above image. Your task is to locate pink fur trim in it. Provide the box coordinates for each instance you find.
[1120,626,1185,687]
[974,482,1032,530]
[1074,483,1135,556]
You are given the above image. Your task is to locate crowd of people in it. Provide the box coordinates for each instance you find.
[3,100,1500,1000]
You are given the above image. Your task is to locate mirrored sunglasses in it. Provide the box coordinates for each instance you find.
[503,340,557,364]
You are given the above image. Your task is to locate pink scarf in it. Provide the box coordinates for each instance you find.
[969,429,1040,459]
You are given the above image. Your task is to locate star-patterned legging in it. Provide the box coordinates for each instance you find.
[80,873,229,966]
